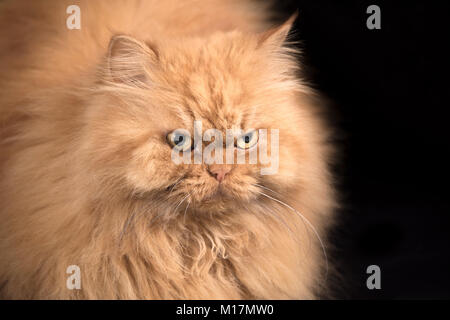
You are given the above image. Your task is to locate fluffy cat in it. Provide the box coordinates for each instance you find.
[0,0,336,299]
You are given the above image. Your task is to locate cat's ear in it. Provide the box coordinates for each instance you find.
[106,35,158,85]
[257,12,298,49]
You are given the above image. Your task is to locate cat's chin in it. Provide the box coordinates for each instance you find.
[187,183,257,211]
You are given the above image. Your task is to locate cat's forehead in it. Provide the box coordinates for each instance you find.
[180,77,263,134]
[171,67,257,131]
[159,37,269,131]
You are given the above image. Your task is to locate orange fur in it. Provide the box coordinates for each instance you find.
[0,0,336,299]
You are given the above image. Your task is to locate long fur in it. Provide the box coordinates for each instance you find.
[0,0,336,299]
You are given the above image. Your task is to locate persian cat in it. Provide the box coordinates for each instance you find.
[0,0,336,299]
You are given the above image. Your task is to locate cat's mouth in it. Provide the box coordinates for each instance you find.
[200,184,228,201]
[162,174,260,213]
[170,181,257,211]
[187,183,229,204]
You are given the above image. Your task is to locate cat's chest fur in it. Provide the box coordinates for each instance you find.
[68,206,315,299]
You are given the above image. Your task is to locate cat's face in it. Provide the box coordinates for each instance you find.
[84,22,312,215]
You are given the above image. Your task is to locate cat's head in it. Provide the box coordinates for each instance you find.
[82,15,328,217]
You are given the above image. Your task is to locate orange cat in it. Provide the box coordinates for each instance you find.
[0,0,336,299]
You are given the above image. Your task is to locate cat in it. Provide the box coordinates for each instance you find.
[0,0,336,299]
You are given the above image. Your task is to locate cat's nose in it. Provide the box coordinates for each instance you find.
[207,165,232,183]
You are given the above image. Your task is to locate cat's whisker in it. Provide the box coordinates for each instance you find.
[183,195,192,224]
[253,183,283,197]
[254,189,313,252]
[257,191,329,278]
[169,176,185,195]
[152,194,183,223]
[173,193,190,215]
[253,184,312,246]
[255,202,299,244]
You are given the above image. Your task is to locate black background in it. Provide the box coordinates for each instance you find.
[271,0,450,299]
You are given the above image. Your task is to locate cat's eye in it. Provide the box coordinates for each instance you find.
[167,130,193,151]
[236,130,259,149]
